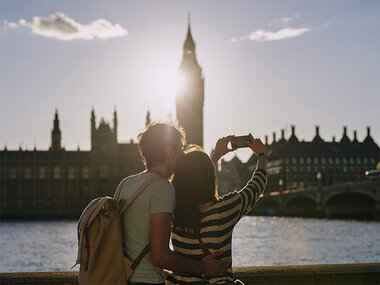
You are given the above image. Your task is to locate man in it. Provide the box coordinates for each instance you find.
[119,121,228,284]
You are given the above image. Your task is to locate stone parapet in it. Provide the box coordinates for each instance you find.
[1,263,379,285]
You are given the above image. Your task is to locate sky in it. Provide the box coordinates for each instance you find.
[1,0,379,162]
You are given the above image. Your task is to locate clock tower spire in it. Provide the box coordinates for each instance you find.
[176,17,204,147]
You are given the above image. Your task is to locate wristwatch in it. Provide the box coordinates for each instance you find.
[257,152,267,159]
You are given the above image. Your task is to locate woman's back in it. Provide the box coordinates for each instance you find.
[167,169,267,284]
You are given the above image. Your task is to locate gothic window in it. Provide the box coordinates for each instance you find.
[343,158,347,164]
[292,157,297,164]
[335,157,340,164]
[307,157,311,164]
[53,166,61,179]
[321,157,326,164]
[356,157,361,164]
[300,157,304,164]
[24,167,32,179]
[99,165,109,178]
[349,158,354,164]
[9,167,17,179]
[39,166,47,179]
[314,157,318,164]
[82,166,89,179]
[68,166,76,179]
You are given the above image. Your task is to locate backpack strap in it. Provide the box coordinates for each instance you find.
[113,177,128,201]
[119,176,163,214]
[130,243,151,271]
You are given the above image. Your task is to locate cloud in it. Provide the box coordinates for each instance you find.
[231,15,310,43]
[2,12,127,40]
[244,27,310,42]
[268,17,293,27]
[3,20,19,28]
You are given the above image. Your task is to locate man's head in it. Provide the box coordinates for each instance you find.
[137,121,186,177]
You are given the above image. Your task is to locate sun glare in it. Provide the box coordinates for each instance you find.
[147,61,183,117]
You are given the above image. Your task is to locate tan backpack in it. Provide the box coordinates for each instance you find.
[74,176,162,285]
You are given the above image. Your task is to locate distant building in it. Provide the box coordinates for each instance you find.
[175,19,204,147]
[0,109,144,219]
[217,126,379,195]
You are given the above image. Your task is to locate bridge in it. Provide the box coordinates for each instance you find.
[251,180,380,220]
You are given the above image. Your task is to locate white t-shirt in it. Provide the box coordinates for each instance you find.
[119,171,175,283]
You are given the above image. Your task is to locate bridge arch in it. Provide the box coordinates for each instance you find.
[323,189,377,205]
[324,192,377,219]
[283,196,317,217]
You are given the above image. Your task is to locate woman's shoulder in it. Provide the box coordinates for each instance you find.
[201,191,241,214]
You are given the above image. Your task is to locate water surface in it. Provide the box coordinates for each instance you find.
[1,216,379,272]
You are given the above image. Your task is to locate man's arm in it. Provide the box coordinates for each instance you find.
[149,212,228,276]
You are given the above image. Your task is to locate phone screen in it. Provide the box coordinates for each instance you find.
[231,135,249,149]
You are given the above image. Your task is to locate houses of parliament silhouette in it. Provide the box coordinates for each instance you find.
[0,21,379,219]
[0,22,204,219]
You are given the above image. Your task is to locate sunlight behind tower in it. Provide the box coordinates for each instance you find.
[146,60,180,118]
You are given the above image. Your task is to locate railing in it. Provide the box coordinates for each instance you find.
[1,263,379,285]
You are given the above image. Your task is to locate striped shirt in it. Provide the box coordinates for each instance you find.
[166,169,268,284]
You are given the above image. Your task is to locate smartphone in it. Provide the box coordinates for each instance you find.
[231,135,250,149]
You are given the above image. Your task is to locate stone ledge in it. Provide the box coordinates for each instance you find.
[1,263,379,285]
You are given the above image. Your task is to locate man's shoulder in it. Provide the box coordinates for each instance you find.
[123,172,173,195]
[147,178,174,195]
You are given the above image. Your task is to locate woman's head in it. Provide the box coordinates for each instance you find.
[172,150,217,233]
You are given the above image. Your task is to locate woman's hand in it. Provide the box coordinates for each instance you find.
[211,136,235,166]
[246,133,267,155]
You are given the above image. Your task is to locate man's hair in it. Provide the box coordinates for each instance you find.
[137,121,186,169]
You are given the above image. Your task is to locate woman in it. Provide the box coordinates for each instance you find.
[166,134,268,284]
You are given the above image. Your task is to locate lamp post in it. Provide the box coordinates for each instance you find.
[279,178,284,193]
[316,172,322,218]
[278,178,284,215]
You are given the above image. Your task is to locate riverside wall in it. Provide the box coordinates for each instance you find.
[1,263,379,285]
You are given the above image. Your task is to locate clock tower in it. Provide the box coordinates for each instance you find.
[175,19,204,147]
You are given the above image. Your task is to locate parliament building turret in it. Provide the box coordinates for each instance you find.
[50,110,62,151]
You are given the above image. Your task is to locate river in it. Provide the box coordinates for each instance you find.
[0,216,379,272]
